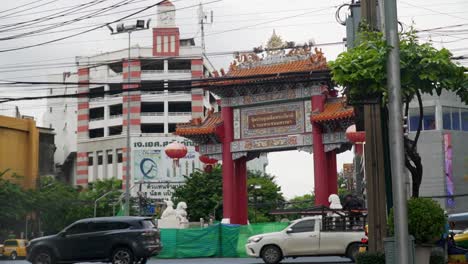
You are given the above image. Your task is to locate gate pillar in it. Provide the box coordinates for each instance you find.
[312,94,329,206]
[221,106,235,222]
[235,157,248,225]
[327,150,338,195]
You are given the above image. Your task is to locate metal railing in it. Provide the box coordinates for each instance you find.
[168,112,191,116]
[140,112,165,116]
[89,117,105,121]
[109,114,123,119]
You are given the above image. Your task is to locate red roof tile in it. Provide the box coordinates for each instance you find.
[311,99,354,122]
[175,112,222,136]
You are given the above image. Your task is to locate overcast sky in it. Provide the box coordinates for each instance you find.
[0,0,467,199]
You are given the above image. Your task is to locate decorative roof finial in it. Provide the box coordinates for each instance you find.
[266,29,285,55]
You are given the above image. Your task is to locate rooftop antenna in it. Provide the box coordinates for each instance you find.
[198,2,213,53]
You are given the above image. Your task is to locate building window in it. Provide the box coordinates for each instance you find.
[409,106,436,131]
[168,101,191,113]
[156,36,162,53]
[89,107,104,120]
[88,154,94,166]
[49,107,52,113]
[141,102,164,114]
[168,123,177,133]
[443,107,461,131]
[97,152,103,165]
[117,151,123,163]
[462,108,468,131]
[170,35,175,52]
[49,123,52,129]
[109,104,123,117]
[50,88,53,95]
[141,123,164,133]
[109,125,122,136]
[89,128,104,138]
[89,86,105,100]
[163,36,169,52]
[107,150,113,164]
[168,60,191,71]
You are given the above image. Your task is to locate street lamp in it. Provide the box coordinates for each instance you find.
[249,184,262,223]
[107,20,150,216]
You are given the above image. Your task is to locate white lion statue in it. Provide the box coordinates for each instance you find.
[176,202,188,225]
[328,194,343,210]
[161,200,176,219]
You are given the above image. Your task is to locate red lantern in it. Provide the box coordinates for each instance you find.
[199,155,218,165]
[346,125,365,155]
[165,142,188,167]
[345,125,366,143]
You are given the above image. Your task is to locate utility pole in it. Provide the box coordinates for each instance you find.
[359,0,388,253]
[384,0,410,262]
[198,2,213,53]
[108,20,150,216]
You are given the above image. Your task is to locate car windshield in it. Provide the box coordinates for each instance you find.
[4,240,18,246]
[141,220,156,229]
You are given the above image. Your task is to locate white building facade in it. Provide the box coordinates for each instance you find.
[44,0,268,200]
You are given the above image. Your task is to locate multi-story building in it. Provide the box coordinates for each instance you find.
[407,90,468,213]
[44,0,268,200]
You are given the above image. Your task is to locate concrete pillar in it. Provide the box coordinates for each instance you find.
[235,157,248,225]
[103,150,109,180]
[112,148,118,179]
[164,92,169,134]
[221,106,235,222]
[92,151,98,182]
[312,94,328,206]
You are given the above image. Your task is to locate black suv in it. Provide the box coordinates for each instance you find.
[26,216,162,264]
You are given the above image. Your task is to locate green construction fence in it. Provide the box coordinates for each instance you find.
[156,222,290,258]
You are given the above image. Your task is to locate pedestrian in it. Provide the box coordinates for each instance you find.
[343,195,363,229]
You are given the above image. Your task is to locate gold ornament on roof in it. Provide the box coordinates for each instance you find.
[266,30,286,55]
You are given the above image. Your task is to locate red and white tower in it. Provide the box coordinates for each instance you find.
[153,0,180,56]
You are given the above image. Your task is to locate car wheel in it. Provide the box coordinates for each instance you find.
[112,247,134,264]
[346,243,360,261]
[32,249,55,264]
[10,251,17,260]
[261,245,282,264]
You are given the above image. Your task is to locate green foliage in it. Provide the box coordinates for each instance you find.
[172,165,224,222]
[329,28,467,104]
[355,252,386,264]
[172,166,285,223]
[288,193,315,210]
[0,175,124,238]
[388,198,445,244]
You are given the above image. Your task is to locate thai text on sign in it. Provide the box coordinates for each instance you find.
[248,111,296,129]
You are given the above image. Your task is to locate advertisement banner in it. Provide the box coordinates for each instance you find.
[131,137,200,199]
[444,133,455,208]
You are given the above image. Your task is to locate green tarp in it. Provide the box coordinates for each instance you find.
[156,222,289,258]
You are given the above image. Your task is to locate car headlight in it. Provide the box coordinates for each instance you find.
[248,236,262,243]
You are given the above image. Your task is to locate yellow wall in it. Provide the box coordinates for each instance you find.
[0,115,39,189]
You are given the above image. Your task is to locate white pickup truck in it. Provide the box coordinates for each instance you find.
[245,215,365,264]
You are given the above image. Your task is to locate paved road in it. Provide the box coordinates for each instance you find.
[4,257,353,264]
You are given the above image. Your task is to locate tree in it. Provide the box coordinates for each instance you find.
[329,28,467,197]
[172,165,223,221]
[172,166,285,223]
[0,170,32,240]
[248,171,285,223]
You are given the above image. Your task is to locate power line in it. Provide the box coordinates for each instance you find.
[0,0,167,53]
[0,0,61,19]
[0,0,138,40]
